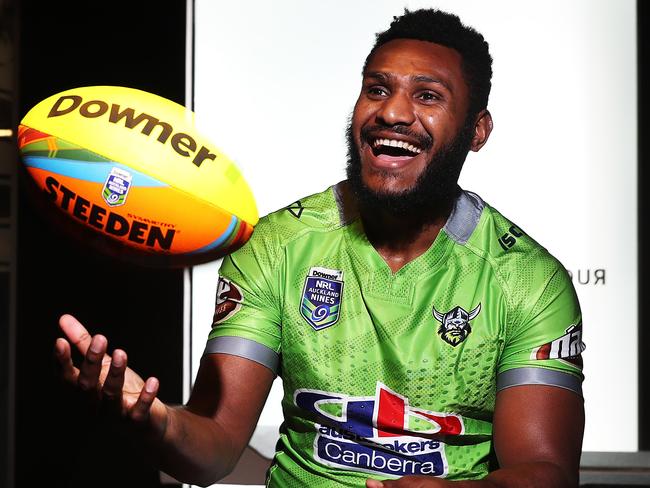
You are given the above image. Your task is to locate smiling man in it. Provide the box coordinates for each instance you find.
[55,9,585,488]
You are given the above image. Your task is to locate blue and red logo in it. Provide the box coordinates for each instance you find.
[294,382,464,478]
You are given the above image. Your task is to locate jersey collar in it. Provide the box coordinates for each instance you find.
[333,180,485,246]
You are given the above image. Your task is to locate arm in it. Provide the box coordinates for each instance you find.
[483,384,584,487]
[366,384,584,488]
[158,353,274,486]
[55,314,274,487]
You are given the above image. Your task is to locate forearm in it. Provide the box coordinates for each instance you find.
[154,405,241,487]
[454,462,574,488]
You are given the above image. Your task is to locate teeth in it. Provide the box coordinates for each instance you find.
[372,138,422,154]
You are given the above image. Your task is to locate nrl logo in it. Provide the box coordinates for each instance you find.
[300,266,344,330]
[432,304,481,347]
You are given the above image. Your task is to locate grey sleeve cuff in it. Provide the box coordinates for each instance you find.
[204,336,280,374]
[497,367,583,396]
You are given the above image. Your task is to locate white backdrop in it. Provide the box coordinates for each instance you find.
[190,0,638,469]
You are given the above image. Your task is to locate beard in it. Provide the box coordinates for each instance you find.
[439,325,472,347]
[345,118,475,223]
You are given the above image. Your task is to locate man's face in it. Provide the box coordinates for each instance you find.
[348,39,474,214]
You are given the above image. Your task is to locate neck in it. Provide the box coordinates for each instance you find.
[359,199,454,273]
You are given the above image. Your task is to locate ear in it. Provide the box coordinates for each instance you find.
[470,109,493,152]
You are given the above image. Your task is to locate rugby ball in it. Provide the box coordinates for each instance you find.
[18,86,258,266]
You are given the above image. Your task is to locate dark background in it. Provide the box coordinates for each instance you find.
[9,1,650,487]
[16,1,186,486]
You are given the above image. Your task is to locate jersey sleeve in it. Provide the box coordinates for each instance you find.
[203,220,283,374]
[497,253,585,396]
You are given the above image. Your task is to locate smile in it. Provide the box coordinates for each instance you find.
[365,137,424,171]
[372,138,422,156]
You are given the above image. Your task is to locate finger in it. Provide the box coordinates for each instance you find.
[366,480,385,488]
[59,314,94,355]
[130,377,159,423]
[77,335,108,392]
[54,338,79,383]
[102,349,127,404]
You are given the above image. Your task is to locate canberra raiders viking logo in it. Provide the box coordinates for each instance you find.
[432,304,481,346]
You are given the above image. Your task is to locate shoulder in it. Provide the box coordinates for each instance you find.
[458,191,573,306]
[237,182,346,259]
[262,183,344,234]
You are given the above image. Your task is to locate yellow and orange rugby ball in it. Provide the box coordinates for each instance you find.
[18,86,258,266]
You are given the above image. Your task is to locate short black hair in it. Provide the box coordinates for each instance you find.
[364,9,493,120]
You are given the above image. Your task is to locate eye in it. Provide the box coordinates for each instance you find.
[416,91,441,103]
[366,85,389,99]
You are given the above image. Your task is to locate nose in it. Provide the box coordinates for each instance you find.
[375,91,415,127]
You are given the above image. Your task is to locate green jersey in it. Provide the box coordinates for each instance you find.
[205,182,584,486]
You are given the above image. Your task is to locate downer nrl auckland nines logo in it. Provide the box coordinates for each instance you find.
[102,167,132,207]
[300,267,344,330]
[294,382,464,478]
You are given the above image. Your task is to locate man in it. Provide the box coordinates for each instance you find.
[55,9,585,487]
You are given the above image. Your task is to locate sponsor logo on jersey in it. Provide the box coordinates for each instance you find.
[102,167,132,207]
[531,322,585,368]
[300,267,344,330]
[287,199,304,219]
[432,304,481,347]
[498,224,526,251]
[294,382,463,478]
[212,277,244,326]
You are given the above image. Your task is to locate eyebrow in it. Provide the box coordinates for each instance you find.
[365,71,452,93]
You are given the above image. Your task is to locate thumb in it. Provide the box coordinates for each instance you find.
[367,480,386,488]
[59,314,95,356]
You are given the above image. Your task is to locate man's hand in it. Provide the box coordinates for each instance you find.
[54,313,168,438]
[366,476,463,487]
[53,313,275,485]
